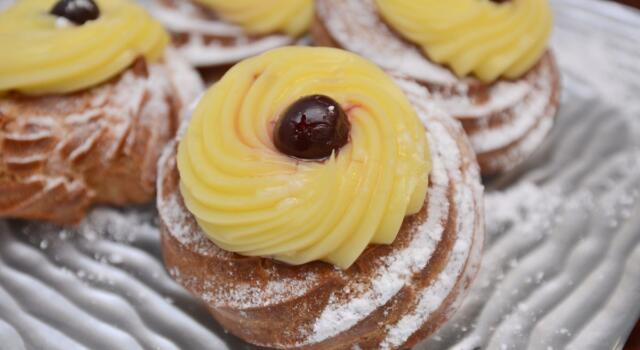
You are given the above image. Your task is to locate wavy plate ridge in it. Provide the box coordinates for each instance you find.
[0,0,639,349]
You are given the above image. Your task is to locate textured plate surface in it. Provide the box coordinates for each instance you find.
[1,0,640,349]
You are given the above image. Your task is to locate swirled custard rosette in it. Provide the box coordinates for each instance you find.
[0,0,203,224]
[313,0,561,176]
[177,47,430,268]
[146,0,313,67]
[158,47,484,349]
[194,0,312,37]
[0,0,168,95]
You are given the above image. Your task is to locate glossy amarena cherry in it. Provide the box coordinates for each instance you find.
[273,95,350,160]
[51,0,100,25]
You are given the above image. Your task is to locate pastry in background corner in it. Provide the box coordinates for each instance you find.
[158,47,484,349]
[146,0,313,67]
[0,0,203,224]
[313,0,561,176]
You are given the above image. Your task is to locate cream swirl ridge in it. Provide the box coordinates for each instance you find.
[177,47,431,269]
[194,0,312,37]
[375,0,553,82]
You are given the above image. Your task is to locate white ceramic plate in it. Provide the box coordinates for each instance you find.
[1,0,640,349]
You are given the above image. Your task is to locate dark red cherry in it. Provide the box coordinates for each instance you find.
[274,95,350,160]
[51,0,100,25]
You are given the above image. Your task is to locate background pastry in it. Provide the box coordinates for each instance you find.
[158,47,484,349]
[0,0,203,224]
[313,0,561,176]
[146,0,313,67]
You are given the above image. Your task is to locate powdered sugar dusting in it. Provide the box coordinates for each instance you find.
[377,80,483,349]
[200,275,320,309]
[157,140,222,256]
[0,48,202,222]
[484,116,555,173]
[164,190,199,244]
[182,35,293,67]
[147,0,293,66]
[158,140,325,310]
[466,62,555,153]
[316,0,457,85]
[431,82,530,119]
[305,79,483,346]
[309,130,450,343]
[163,48,205,112]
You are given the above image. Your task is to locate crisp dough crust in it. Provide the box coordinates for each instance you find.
[157,81,485,349]
[148,0,295,67]
[0,50,203,224]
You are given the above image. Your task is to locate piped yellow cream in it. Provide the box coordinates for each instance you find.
[0,0,168,95]
[177,47,431,269]
[194,0,312,37]
[375,0,553,82]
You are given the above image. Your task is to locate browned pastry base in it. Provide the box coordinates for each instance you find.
[312,0,561,176]
[149,0,296,67]
[0,50,202,224]
[158,86,484,349]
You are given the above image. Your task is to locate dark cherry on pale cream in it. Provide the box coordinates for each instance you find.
[274,95,350,160]
[50,0,100,25]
